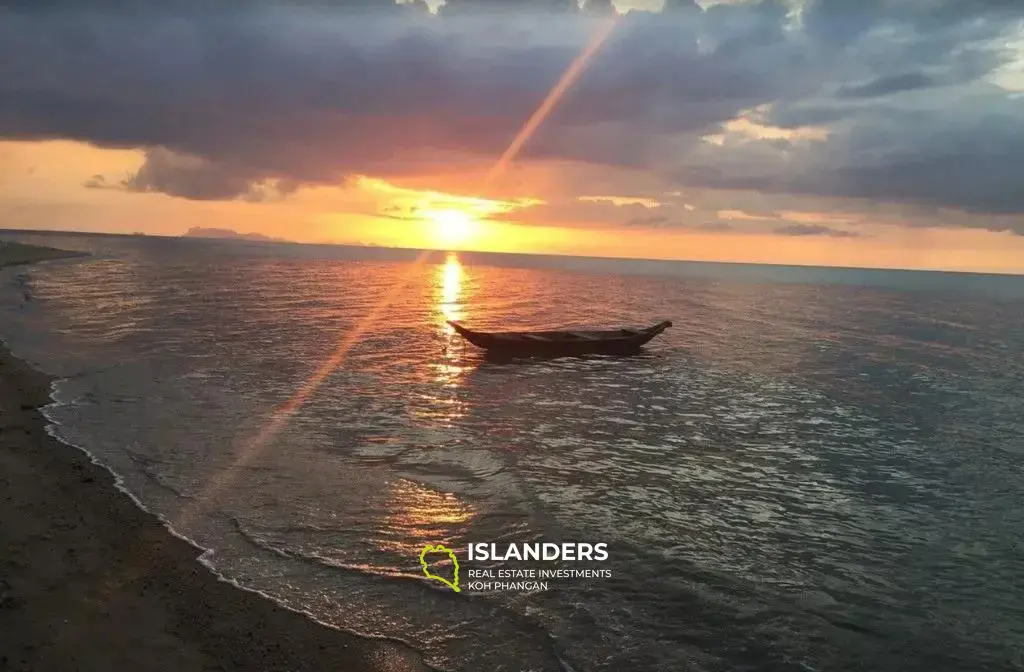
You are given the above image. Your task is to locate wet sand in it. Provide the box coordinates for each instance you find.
[0,244,430,672]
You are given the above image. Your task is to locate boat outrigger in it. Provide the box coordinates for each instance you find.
[446,320,672,358]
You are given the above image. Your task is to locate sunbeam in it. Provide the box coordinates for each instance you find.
[171,16,622,529]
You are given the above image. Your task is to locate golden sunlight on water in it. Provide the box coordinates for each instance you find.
[377,478,476,559]
[438,252,463,332]
[422,253,471,424]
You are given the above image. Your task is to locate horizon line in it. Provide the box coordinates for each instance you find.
[2,226,1023,279]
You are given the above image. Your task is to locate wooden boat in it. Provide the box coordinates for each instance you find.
[447,320,672,357]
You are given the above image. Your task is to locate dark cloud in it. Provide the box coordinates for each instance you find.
[580,0,614,15]
[801,0,889,46]
[0,0,1021,223]
[621,216,736,234]
[681,94,1024,223]
[801,0,1021,46]
[661,0,700,14]
[697,222,733,233]
[0,0,407,9]
[836,72,936,98]
[0,8,787,187]
[121,148,297,201]
[83,174,109,189]
[440,0,578,15]
[773,223,858,238]
[623,214,670,227]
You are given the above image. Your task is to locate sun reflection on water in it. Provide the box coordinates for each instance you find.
[435,253,470,387]
[403,253,472,425]
[438,252,463,332]
[377,478,476,559]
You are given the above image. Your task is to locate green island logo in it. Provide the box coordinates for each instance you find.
[420,544,460,592]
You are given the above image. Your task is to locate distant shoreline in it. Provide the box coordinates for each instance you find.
[0,245,431,672]
[0,240,89,268]
[3,226,1023,278]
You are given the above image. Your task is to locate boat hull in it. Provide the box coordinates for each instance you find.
[447,320,672,358]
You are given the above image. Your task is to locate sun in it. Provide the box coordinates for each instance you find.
[424,208,477,247]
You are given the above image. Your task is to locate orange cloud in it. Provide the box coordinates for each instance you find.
[716,209,775,221]
[354,175,542,220]
[577,195,664,208]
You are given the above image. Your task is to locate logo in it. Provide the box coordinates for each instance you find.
[420,541,611,594]
[419,544,460,592]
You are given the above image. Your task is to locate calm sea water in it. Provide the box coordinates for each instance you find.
[2,231,1024,672]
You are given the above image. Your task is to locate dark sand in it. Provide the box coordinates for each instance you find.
[0,244,430,672]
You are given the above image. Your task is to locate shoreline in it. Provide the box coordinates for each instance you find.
[0,240,89,268]
[0,246,431,671]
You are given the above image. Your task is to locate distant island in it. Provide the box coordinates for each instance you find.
[182,227,289,243]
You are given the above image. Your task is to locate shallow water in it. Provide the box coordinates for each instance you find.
[2,232,1024,672]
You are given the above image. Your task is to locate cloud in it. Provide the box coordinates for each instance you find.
[121,148,299,201]
[581,0,614,15]
[697,221,734,233]
[835,72,937,99]
[623,216,735,232]
[498,192,666,226]
[623,214,670,227]
[622,211,859,237]
[0,0,1022,225]
[681,91,1024,222]
[440,0,579,15]
[356,175,538,220]
[578,195,663,207]
[0,0,410,9]
[83,173,111,189]
[716,208,774,221]
[773,223,858,238]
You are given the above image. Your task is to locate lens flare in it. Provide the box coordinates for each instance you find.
[486,16,618,186]
[172,16,623,530]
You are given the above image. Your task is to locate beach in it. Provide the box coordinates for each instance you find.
[0,244,429,672]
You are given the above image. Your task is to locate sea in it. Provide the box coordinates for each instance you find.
[2,230,1023,672]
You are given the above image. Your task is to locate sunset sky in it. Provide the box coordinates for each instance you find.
[1,0,1023,273]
